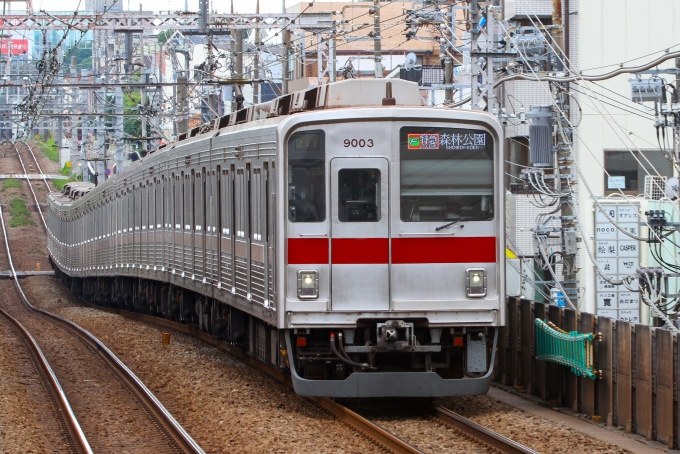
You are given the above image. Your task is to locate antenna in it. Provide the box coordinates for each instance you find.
[404,52,417,70]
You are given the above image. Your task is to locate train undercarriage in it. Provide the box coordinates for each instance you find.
[53,263,497,397]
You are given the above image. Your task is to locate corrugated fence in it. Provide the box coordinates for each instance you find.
[496,297,677,448]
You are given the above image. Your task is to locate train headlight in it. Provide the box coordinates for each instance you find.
[466,268,487,297]
[297,270,319,299]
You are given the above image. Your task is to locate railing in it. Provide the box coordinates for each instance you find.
[534,319,598,380]
[496,297,677,448]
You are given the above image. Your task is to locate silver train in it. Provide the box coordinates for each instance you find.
[47,79,505,397]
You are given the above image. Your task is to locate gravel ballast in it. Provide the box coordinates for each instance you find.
[22,276,379,453]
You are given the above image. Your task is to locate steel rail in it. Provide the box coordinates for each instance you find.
[16,141,51,193]
[431,405,538,454]
[0,206,92,454]
[2,178,204,453]
[73,301,423,454]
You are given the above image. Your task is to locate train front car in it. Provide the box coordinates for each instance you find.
[280,80,505,397]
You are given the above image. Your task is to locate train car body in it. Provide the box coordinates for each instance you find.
[48,79,505,397]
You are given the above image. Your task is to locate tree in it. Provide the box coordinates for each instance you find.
[65,44,93,70]
[158,30,175,44]
[123,91,142,138]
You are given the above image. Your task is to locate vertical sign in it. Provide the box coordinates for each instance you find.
[595,203,640,322]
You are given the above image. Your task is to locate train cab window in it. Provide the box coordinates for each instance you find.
[400,127,494,222]
[338,169,380,222]
[287,130,325,222]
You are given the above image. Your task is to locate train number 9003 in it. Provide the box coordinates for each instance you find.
[343,139,374,148]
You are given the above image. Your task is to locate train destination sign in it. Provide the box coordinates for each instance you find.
[406,132,488,151]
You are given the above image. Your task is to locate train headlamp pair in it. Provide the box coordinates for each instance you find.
[297,270,319,299]
[466,268,487,298]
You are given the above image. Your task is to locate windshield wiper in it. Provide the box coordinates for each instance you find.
[435,217,491,231]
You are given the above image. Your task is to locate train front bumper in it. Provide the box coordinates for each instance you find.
[285,329,497,397]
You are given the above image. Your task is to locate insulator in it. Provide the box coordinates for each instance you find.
[529,105,553,167]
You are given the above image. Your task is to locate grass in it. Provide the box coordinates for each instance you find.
[53,179,69,191]
[37,137,59,162]
[2,178,21,191]
[8,197,34,227]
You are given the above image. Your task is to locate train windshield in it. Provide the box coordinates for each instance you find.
[287,130,326,222]
[400,127,494,222]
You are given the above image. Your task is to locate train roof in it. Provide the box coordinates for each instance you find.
[155,79,423,154]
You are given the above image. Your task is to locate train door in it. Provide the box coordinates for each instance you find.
[219,166,234,292]
[330,157,390,310]
[206,167,218,286]
[193,169,206,282]
[234,165,250,299]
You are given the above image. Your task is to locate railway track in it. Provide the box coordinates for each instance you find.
[75,300,538,454]
[14,141,52,193]
[0,293,91,453]
[0,152,204,453]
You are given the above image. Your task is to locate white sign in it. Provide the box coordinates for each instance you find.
[618,292,640,309]
[618,241,639,257]
[596,241,617,257]
[618,257,639,275]
[595,202,641,322]
[596,206,617,223]
[597,292,618,309]
[607,176,626,189]
[597,275,617,291]
[596,258,617,274]
[619,310,640,323]
[618,206,639,223]
[617,223,639,239]
[595,225,617,240]
[597,309,618,319]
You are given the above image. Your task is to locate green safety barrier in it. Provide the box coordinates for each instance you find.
[534,318,600,380]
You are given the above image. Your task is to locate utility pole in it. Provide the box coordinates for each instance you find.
[444,2,452,103]
[372,0,382,78]
[140,33,147,156]
[253,0,260,104]
[282,0,289,95]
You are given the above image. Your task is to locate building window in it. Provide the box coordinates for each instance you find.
[604,150,672,194]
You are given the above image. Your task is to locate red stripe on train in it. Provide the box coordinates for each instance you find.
[287,238,329,264]
[287,237,497,264]
[331,238,389,264]
[391,237,496,264]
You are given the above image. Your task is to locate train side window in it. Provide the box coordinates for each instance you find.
[287,130,325,222]
[338,169,380,222]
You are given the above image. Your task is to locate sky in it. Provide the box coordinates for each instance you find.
[32,0,289,15]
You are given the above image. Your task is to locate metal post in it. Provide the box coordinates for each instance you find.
[198,0,208,34]
[253,0,260,104]
[470,0,480,109]
[373,0,382,78]
[233,27,244,111]
[282,29,290,94]
[317,34,323,86]
[485,4,496,114]
[140,34,147,155]
[177,76,189,134]
[124,31,133,74]
[444,2,453,103]
[328,37,336,82]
